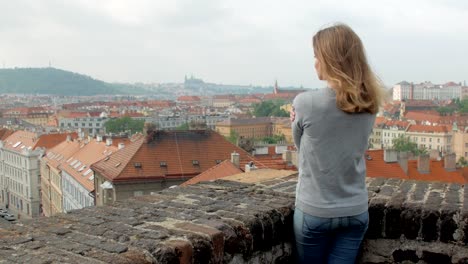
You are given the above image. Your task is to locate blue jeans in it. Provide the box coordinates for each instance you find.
[293,208,368,264]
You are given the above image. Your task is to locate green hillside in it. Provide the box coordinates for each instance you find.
[0,67,148,95]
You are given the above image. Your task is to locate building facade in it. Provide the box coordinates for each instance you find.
[0,132,44,219]
[59,117,107,136]
[406,125,452,153]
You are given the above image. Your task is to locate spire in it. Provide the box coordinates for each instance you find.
[274,80,279,94]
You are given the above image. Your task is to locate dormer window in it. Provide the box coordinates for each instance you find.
[215,159,222,164]
[192,160,200,166]
[160,161,167,167]
[134,162,142,168]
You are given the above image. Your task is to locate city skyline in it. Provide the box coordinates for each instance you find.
[1,0,467,88]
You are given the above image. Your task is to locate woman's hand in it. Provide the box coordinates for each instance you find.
[290,107,296,122]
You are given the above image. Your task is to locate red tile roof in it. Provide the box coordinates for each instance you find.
[407,124,450,133]
[0,128,14,141]
[177,96,201,102]
[404,111,441,124]
[365,150,465,184]
[92,130,262,183]
[365,150,407,179]
[61,140,118,191]
[180,160,242,186]
[2,131,40,153]
[35,132,78,150]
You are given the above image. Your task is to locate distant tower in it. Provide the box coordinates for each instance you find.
[274,80,279,94]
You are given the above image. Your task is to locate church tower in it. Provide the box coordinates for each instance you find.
[274,80,279,94]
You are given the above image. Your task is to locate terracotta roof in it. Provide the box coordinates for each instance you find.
[2,131,39,153]
[35,132,78,150]
[404,111,441,124]
[365,150,407,179]
[384,120,410,129]
[0,128,14,141]
[177,96,201,102]
[365,150,465,184]
[92,130,262,183]
[407,124,450,133]
[374,117,387,126]
[180,160,242,186]
[60,140,118,191]
[43,140,81,170]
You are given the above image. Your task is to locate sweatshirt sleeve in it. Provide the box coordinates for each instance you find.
[292,95,304,151]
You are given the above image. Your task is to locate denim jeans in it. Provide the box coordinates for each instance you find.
[293,208,368,264]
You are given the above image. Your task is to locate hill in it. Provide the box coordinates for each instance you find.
[0,67,148,96]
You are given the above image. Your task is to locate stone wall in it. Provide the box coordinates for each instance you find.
[0,176,467,263]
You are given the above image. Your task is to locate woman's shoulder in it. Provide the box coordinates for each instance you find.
[293,88,330,108]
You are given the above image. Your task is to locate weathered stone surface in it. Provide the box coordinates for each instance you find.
[0,177,467,263]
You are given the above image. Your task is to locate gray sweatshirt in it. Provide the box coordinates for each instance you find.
[292,88,375,218]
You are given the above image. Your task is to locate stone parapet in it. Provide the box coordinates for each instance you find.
[0,176,467,263]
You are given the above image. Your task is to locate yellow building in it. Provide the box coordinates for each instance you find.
[216,117,272,139]
[453,126,468,161]
[271,117,293,144]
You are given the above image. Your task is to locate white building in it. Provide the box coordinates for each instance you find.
[59,116,107,136]
[61,139,117,213]
[381,120,410,148]
[393,81,462,101]
[0,131,44,218]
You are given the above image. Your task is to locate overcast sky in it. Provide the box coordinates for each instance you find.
[1,0,467,88]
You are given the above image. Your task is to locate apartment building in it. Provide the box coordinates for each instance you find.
[216,117,272,139]
[381,120,410,148]
[0,131,72,218]
[406,125,452,153]
[41,136,118,216]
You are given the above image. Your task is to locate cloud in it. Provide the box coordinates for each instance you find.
[0,0,466,87]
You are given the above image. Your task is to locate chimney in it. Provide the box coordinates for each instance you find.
[106,138,113,146]
[231,151,240,168]
[417,154,430,174]
[384,149,398,163]
[398,152,408,175]
[444,153,456,171]
[118,143,125,150]
[282,150,292,165]
[66,134,72,142]
[245,161,257,172]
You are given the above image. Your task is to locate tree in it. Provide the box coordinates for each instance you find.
[176,122,189,130]
[260,134,286,144]
[392,135,427,155]
[252,100,289,117]
[226,130,239,145]
[104,116,144,134]
[457,157,468,167]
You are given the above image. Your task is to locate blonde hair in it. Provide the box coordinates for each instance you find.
[313,23,386,114]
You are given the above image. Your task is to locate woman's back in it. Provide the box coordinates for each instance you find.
[293,88,375,218]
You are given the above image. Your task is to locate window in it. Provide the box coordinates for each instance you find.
[192,160,200,166]
[134,191,143,197]
[160,161,167,167]
[89,123,93,127]
[429,138,432,142]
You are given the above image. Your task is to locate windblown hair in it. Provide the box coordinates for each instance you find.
[313,23,386,114]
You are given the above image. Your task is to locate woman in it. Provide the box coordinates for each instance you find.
[291,23,385,263]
